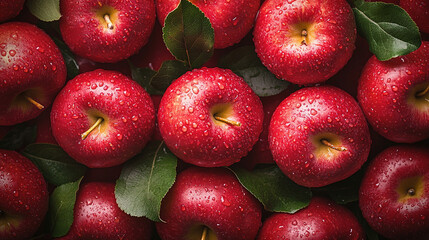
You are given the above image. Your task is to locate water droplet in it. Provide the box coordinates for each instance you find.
[9,50,16,56]
[292,220,297,225]
[310,109,317,115]
[220,196,231,206]
[131,116,138,121]
[391,85,398,92]
[116,134,123,140]
[182,126,187,132]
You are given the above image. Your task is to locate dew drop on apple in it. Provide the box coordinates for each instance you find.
[9,50,16,56]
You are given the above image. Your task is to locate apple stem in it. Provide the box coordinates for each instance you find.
[321,139,347,151]
[416,84,429,97]
[104,14,114,30]
[407,188,416,196]
[214,115,241,126]
[201,226,208,240]
[81,117,103,140]
[24,95,44,110]
[301,29,308,46]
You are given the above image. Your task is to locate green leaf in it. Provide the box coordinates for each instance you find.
[129,61,162,95]
[48,177,82,238]
[27,0,61,22]
[51,37,79,80]
[115,141,177,222]
[163,0,214,69]
[230,165,312,213]
[21,143,87,186]
[0,122,37,150]
[218,46,290,97]
[151,60,188,91]
[353,0,421,61]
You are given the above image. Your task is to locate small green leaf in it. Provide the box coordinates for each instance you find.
[0,122,37,150]
[218,46,290,97]
[163,0,214,69]
[129,61,162,95]
[51,37,79,80]
[21,143,87,186]
[230,165,312,213]
[115,141,177,222]
[48,177,82,238]
[27,0,61,22]
[151,60,188,91]
[353,0,421,61]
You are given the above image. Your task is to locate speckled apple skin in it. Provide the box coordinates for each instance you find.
[258,197,365,240]
[60,0,155,63]
[157,67,264,167]
[400,0,429,34]
[359,145,429,240]
[269,86,370,187]
[0,22,66,126]
[253,0,356,85]
[0,0,25,22]
[357,41,429,143]
[156,167,262,240]
[155,0,260,49]
[0,150,49,240]
[57,182,153,240]
[51,69,155,168]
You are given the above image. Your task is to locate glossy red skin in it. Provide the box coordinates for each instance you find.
[359,145,429,240]
[35,107,58,145]
[357,41,429,143]
[269,86,371,187]
[156,0,261,49]
[258,197,365,240]
[51,69,155,168]
[158,67,264,167]
[400,0,429,33]
[0,150,49,240]
[58,182,153,240]
[0,0,25,22]
[156,167,262,240]
[253,0,356,85]
[60,0,155,63]
[0,22,66,126]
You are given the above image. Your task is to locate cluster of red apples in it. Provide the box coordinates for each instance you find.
[0,0,428,239]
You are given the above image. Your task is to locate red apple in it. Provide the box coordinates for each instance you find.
[253,0,356,85]
[258,197,365,240]
[357,41,429,143]
[0,22,66,126]
[157,67,264,167]
[359,145,429,239]
[400,0,429,34]
[59,0,156,63]
[0,1,25,22]
[269,85,371,187]
[156,167,262,240]
[156,0,261,49]
[51,69,155,168]
[57,182,153,239]
[0,149,49,240]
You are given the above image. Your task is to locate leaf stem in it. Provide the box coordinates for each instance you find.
[321,139,347,151]
[24,95,44,110]
[81,118,103,140]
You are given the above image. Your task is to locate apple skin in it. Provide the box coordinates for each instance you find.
[59,0,155,63]
[157,67,264,167]
[253,0,356,85]
[155,0,261,49]
[269,85,371,187]
[258,197,365,240]
[0,22,66,126]
[359,145,429,240]
[35,107,58,145]
[0,150,49,240]
[0,0,25,22]
[57,182,153,240]
[156,167,262,240]
[400,0,429,34]
[357,41,429,143]
[50,69,155,168]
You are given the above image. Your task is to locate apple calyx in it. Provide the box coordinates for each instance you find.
[213,115,241,126]
[416,84,429,97]
[104,14,114,30]
[407,188,416,196]
[301,29,308,46]
[81,117,104,140]
[320,139,347,151]
[24,94,44,110]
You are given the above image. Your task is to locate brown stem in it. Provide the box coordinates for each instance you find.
[407,188,416,196]
[201,227,208,240]
[104,14,114,30]
[301,29,308,46]
[81,118,103,140]
[214,115,241,126]
[416,84,429,97]
[24,95,44,110]
[321,139,347,151]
